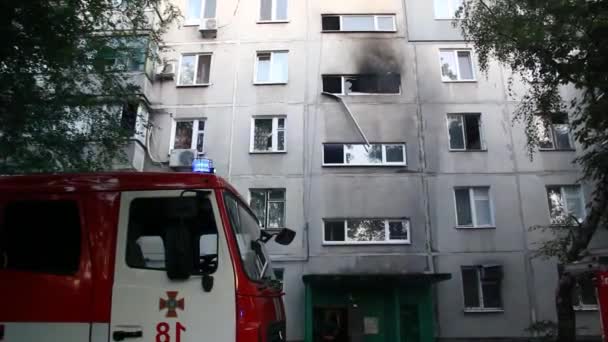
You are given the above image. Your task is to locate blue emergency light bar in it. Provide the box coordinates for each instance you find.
[192,158,215,173]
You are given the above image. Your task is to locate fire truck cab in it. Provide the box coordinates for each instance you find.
[0,172,294,342]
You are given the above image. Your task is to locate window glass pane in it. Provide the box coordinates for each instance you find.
[553,124,572,149]
[347,219,385,242]
[267,201,285,228]
[253,119,273,151]
[535,116,555,149]
[196,55,211,84]
[277,131,285,151]
[464,115,482,150]
[388,221,408,240]
[174,121,193,149]
[473,188,492,226]
[3,201,81,274]
[385,145,404,163]
[322,16,340,30]
[269,189,285,200]
[270,52,288,83]
[440,51,458,81]
[275,0,288,20]
[278,118,285,128]
[256,53,271,82]
[448,115,465,149]
[260,0,272,20]
[237,203,272,279]
[325,221,345,241]
[324,144,344,164]
[462,268,481,308]
[377,16,394,31]
[547,186,566,224]
[457,51,474,80]
[249,191,267,228]
[434,0,450,18]
[187,0,201,20]
[482,281,502,308]
[345,144,382,165]
[579,277,597,306]
[455,188,473,226]
[179,55,196,85]
[342,16,375,31]
[564,186,584,222]
[322,75,343,93]
[196,132,204,153]
[203,0,217,18]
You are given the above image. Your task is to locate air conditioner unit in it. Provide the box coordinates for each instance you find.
[156,61,175,80]
[169,149,196,168]
[199,18,218,38]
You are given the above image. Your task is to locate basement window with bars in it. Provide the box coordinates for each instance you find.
[324,219,410,244]
[447,113,484,151]
[178,53,212,86]
[322,75,401,95]
[461,265,503,312]
[323,143,406,166]
[321,14,396,32]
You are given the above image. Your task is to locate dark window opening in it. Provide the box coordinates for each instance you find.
[344,74,400,94]
[2,200,81,274]
[324,221,345,242]
[322,75,342,94]
[121,102,139,134]
[322,16,341,31]
[323,144,344,164]
[464,115,481,150]
[274,268,284,281]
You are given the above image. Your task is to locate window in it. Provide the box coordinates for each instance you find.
[323,219,411,244]
[536,114,573,150]
[95,36,148,72]
[547,185,585,224]
[1,200,81,274]
[255,51,288,84]
[323,143,406,166]
[434,0,464,19]
[274,268,284,281]
[447,114,483,150]
[121,102,139,135]
[259,0,288,22]
[170,119,205,155]
[251,117,286,152]
[439,49,475,81]
[454,187,494,227]
[573,275,597,310]
[322,75,401,95]
[125,195,219,274]
[249,189,286,229]
[178,54,212,86]
[321,15,396,32]
[185,0,217,25]
[461,265,503,311]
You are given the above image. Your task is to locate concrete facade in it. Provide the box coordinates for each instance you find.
[134,0,601,340]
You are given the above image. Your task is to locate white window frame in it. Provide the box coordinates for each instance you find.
[446,113,485,151]
[258,0,289,23]
[248,189,286,229]
[254,51,289,85]
[434,0,464,19]
[176,53,212,86]
[439,49,476,82]
[323,218,411,245]
[184,0,217,26]
[453,187,495,228]
[322,143,407,166]
[546,185,585,224]
[322,14,397,32]
[537,116,574,151]
[461,266,504,312]
[322,75,402,95]
[250,116,287,153]
[169,119,206,155]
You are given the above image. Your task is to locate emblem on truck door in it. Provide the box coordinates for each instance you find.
[159,291,185,318]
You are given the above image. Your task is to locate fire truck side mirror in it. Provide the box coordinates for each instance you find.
[274,228,296,246]
[165,226,193,280]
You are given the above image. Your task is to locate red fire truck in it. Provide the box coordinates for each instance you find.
[0,171,295,342]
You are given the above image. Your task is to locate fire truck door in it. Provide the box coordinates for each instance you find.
[110,191,236,342]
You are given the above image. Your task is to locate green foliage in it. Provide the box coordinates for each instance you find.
[0,0,179,173]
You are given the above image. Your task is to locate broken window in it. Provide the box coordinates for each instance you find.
[260,0,288,21]
[461,265,503,310]
[178,54,212,85]
[249,189,286,229]
[448,113,483,150]
[255,51,288,84]
[251,117,286,152]
[323,143,406,166]
[536,114,573,150]
[439,49,474,81]
[547,185,585,224]
[322,75,401,94]
[454,187,493,227]
[323,219,410,244]
[321,15,396,32]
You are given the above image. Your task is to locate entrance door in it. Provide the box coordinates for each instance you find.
[110,190,236,342]
[400,305,420,342]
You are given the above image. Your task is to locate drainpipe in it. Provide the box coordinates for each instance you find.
[321,92,370,147]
